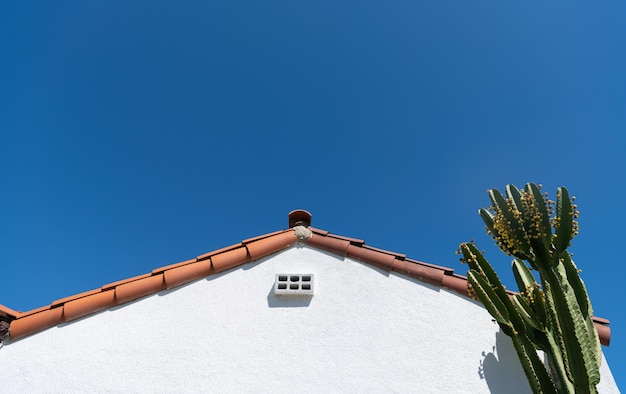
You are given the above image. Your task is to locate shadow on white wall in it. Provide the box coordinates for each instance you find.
[480,330,531,394]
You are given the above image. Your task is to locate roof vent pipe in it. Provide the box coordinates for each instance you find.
[289,209,312,228]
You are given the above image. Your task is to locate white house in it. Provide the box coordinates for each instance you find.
[0,210,619,393]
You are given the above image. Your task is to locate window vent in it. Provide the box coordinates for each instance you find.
[274,274,314,295]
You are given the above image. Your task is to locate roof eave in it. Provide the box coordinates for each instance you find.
[4,225,612,347]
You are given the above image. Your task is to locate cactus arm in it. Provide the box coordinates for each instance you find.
[468,267,558,394]
[530,285,547,326]
[555,187,573,253]
[511,259,549,325]
[560,253,591,318]
[461,243,503,288]
[524,183,552,265]
[506,184,524,210]
[544,327,576,393]
[506,184,533,259]
[560,253,601,376]
[479,206,531,261]
[467,270,511,325]
[511,335,559,394]
[488,188,531,260]
[513,294,543,331]
[543,268,600,393]
[462,244,528,327]
[488,188,507,213]
[469,268,558,393]
[526,183,553,248]
[479,207,497,237]
[555,262,601,387]
[512,259,536,292]
[514,288,573,393]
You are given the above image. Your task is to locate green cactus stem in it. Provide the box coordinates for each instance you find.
[460,183,601,394]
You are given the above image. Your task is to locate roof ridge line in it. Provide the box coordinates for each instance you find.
[4,226,611,347]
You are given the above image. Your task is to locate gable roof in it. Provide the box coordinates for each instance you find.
[0,210,611,346]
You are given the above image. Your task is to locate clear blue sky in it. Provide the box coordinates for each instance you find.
[1,0,624,388]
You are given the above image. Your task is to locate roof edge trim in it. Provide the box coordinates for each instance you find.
[5,224,612,347]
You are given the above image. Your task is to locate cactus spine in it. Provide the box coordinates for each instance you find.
[460,183,601,394]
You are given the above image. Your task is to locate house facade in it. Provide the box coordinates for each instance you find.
[0,211,619,393]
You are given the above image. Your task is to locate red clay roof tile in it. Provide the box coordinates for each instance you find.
[164,259,213,289]
[102,273,153,290]
[596,324,611,346]
[210,246,250,273]
[592,316,610,325]
[241,229,287,244]
[0,304,21,319]
[391,259,445,286]
[405,257,454,274]
[51,289,103,307]
[115,274,165,305]
[311,227,365,245]
[17,305,51,318]
[9,307,63,340]
[309,227,329,236]
[306,232,350,256]
[245,230,298,261]
[63,290,116,322]
[327,233,365,245]
[152,258,197,275]
[362,244,406,260]
[196,243,243,262]
[441,274,471,296]
[346,244,396,270]
[4,214,613,347]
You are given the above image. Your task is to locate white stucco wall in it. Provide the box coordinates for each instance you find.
[0,246,619,393]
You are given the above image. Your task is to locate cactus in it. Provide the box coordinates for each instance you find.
[459,183,601,394]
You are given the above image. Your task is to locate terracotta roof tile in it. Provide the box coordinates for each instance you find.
[307,232,350,256]
[9,307,64,340]
[0,304,21,319]
[51,289,103,307]
[115,274,165,305]
[63,290,116,322]
[327,233,365,245]
[441,274,471,296]
[362,244,406,260]
[405,257,454,274]
[210,245,250,273]
[391,259,445,286]
[164,259,213,289]
[152,259,197,275]
[4,214,612,347]
[347,244,396,270]
[595,324,611,346]
[311,227,364,245]
[592,316,610,325]
[241,229,287,244]
[245,230,298,261]
[17,305,51,318]
[102,273,153,290]
[196,243,244,262]
[309,227,329,236]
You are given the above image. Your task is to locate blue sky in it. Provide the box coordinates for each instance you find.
[1,0,624,388]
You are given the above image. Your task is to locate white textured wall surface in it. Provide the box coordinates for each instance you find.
[1,246,619,393]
